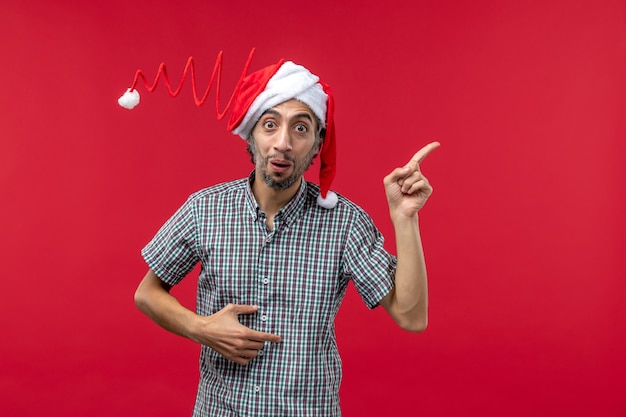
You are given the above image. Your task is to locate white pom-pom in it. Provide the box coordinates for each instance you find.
[118,88,140,109]
[316,190,338,209]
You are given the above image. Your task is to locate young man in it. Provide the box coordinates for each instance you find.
[133,59,439,416]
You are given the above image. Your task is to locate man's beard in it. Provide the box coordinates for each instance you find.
[249,140,317,191]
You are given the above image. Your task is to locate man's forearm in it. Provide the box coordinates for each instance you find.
[385,213,429,332]
[134,270,202,342]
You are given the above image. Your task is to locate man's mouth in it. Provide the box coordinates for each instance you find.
[269,159,293,173]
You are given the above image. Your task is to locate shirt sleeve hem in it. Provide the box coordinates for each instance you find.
[141,246,183,287]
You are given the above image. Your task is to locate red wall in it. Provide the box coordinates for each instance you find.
[1,0,625,416]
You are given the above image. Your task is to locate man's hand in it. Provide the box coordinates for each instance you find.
[383,141,440,219]
[190,304,282,366]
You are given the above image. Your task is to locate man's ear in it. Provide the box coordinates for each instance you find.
[245,136,257,165]
[315,127,326,154]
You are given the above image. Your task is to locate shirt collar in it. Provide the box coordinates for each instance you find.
[244,170,308,226]
[244,171,260,220]
[278,178,307,226]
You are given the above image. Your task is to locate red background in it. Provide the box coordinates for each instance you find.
[1,0,625,416]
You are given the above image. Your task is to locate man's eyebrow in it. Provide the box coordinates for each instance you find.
[259,109,314,123]
[260,109,281,118]
[293,112,314,123]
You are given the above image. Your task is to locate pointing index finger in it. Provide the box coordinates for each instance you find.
[409,141,441,166]
[249,329,282,343]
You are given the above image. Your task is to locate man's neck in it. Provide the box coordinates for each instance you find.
[251,175,302,220]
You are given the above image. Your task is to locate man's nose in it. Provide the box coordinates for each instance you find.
[273,127,292,152]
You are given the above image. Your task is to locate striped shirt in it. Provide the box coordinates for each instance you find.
[142,173,397,417]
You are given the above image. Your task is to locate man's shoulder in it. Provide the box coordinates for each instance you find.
[187,178,248,203]
[304,181,369,217]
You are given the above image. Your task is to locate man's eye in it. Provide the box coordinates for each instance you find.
[263,121,276,129]
[295,124,308,133]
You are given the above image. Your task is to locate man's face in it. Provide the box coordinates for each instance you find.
[249,99,320,191]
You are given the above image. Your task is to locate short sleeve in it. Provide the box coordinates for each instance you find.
[343,212,397,309]
[141,198,200,286]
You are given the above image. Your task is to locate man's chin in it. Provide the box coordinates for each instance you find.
[262,172,298,191]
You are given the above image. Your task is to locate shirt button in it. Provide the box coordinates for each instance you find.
[262,277,269,285]
[260,315,268,322]
[254,385,261,392]
[258,350,264,356]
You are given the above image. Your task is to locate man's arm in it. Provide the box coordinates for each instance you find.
[134,269,281,365]
[379,142,440,332]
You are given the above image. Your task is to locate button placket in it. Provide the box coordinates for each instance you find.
[255,218,275,369]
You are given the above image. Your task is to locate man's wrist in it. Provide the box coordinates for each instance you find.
[390,210,419,226]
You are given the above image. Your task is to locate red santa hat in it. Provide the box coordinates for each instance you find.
[118,52,338,209]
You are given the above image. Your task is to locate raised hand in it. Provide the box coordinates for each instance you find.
[383,141,440,219]
[190,303,282,366]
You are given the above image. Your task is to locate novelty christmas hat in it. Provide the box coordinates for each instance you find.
[118,50,338,209]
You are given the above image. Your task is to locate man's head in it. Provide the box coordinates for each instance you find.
[228,60,337,208]
[246,99,324,192]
